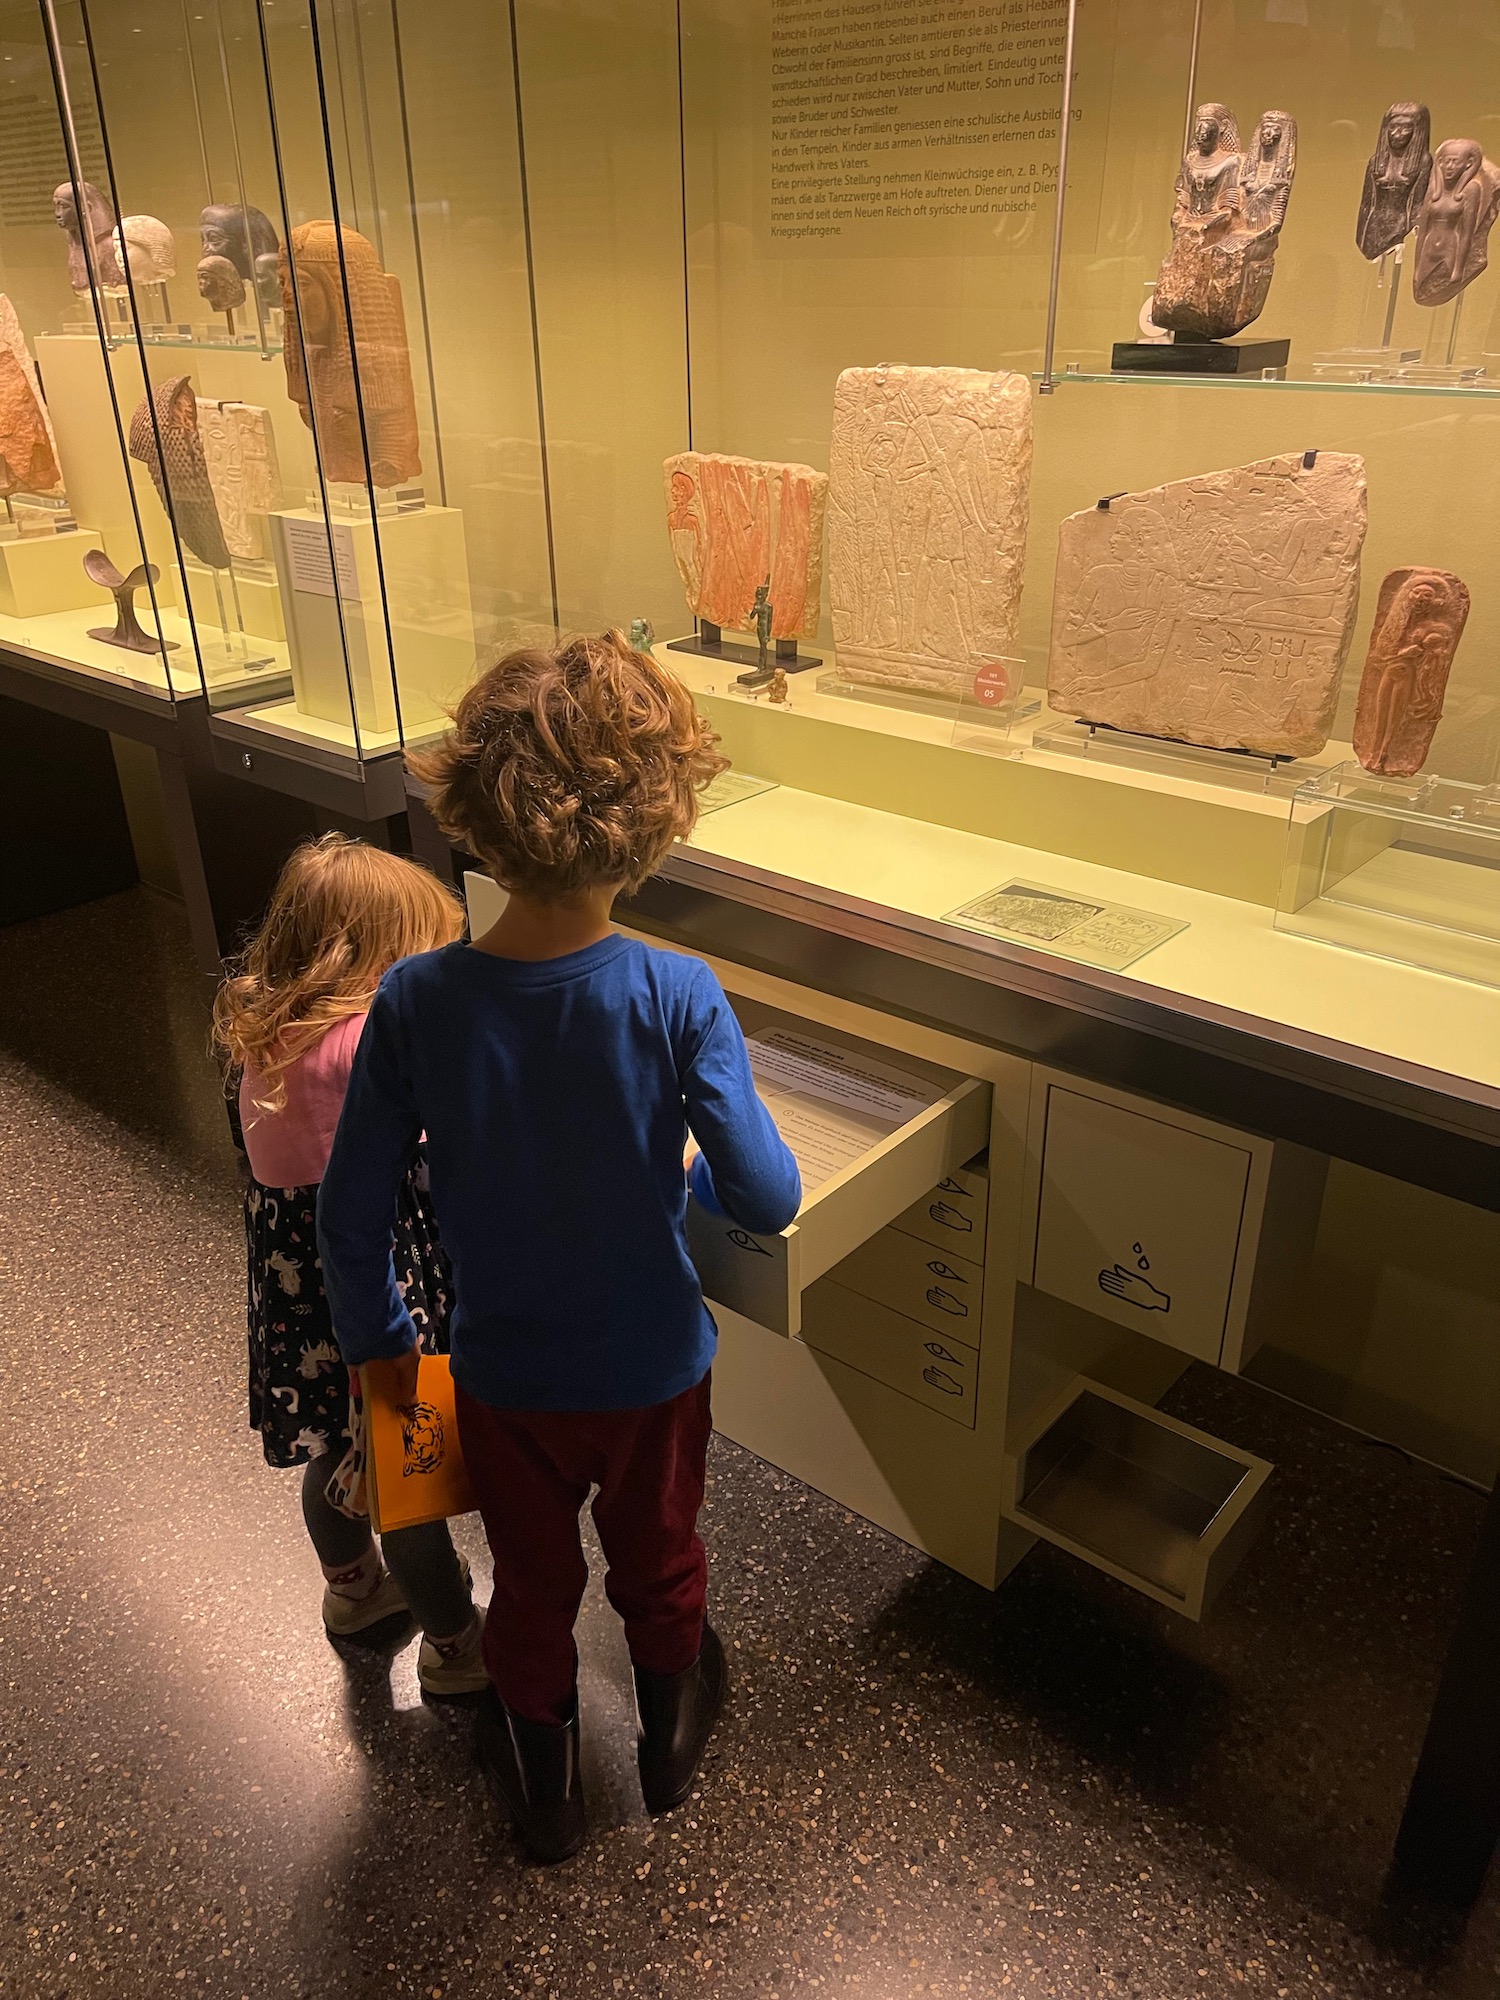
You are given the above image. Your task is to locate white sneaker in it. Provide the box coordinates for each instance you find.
[322,1564,409,1638]
[418,1610,489,1698]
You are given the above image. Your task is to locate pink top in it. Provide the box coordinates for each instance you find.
[239,1012,367,1188]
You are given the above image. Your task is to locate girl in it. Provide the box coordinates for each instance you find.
[214,833,486,1697]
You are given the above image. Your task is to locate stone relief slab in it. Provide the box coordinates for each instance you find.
[0,296,60,497]
[663,451,826,640]
[827,365,1031,701]
[197,399,282,561]
[1352,567,1469,778]
[1047,452,1367,759]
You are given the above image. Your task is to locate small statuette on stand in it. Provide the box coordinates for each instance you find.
[628,617,655,656]
[1356,104,1432,261]
[752,579,773,672]
[84,549,177,654]
[768,667,789,705]
[1412,139,1500,307]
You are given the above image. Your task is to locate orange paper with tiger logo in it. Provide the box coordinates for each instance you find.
[363,1353,476,1532]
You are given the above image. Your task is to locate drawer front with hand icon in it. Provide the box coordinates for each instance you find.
[800,1279,980,1428]
[891,1161,989,1259]
[827,1226,987,1346]
[1031,1084,1254,1365]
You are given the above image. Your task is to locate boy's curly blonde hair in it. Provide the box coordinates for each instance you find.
[408,630,727,898]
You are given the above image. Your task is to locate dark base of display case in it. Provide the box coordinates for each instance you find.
[668,629,822,674]
[1111,336,1291,376]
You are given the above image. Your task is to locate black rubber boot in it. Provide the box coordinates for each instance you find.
[476,1687,586,1864]
[634,1623,726,1815]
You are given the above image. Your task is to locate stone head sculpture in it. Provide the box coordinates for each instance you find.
[113,215,176,286]
[54,180,124,291]
[279,221,421,489]
[200,203,281,307]
[197,254,246,313]
[1191,104,1240,162]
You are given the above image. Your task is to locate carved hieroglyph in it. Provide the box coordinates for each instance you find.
[1353,568,1469,778]
[1356,103,1432,261]
[197,400,282,561]
[827,365,1032,700]
[0,296,59,496]
[280,222,421,488]
[1412,140,1500,307]
[128,376,231,571]
[1151,105,1297,339]
[54,182,124,292]
[663,451,826,639]
[1047,453,1368,758]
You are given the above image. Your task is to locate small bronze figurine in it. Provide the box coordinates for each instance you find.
[768,667,789,705]
[84,549,177,655]
[752,578,773,671]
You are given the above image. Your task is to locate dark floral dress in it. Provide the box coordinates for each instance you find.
[244,1155,452,1516]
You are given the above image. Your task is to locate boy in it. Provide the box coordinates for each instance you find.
[317,632,802,1863]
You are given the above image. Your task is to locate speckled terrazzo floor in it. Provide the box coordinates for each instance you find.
[2,886,1498,2000]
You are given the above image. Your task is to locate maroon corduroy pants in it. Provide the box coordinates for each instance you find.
[455,1373,712,1724]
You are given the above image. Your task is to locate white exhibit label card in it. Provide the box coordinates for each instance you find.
[283,516,361,602]
[945,879,1188,971]
[744,1028,942,1193]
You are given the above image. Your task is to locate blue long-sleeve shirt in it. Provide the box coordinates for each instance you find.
[316,935,802,1412]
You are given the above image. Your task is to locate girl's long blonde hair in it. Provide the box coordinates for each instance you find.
[213,833,464,1109]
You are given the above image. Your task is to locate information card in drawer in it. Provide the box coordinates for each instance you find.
[745,1029,943,1193]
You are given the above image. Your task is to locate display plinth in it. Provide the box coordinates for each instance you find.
[1278,765,1500,987]
[0,529,104,618]
[1111,336,1290,376]
[668,626,821,677]
[268,504,475,739]
[1032,716,1340,799]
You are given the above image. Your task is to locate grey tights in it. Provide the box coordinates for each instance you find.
[300,1454,473,1639]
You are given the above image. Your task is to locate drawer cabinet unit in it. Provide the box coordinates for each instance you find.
[1022,1070,1324,1374]
[800,1280,980,1428]
[687,1006,991,1339]
[826,1217,986,1344]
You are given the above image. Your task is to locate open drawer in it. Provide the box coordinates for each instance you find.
[1001,1381,1272,1621]
[687,1003,991,1337]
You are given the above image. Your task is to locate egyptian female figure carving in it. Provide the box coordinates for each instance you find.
[1356,103,1432,260]
[279,222,421,489]
[1413,139,1500,307]
[1353,568,1470,778]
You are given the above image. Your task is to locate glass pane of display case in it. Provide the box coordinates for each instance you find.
[0,0,191,701]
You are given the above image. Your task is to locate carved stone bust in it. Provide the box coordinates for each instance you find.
[200,204,281,308]
[54,181,124,292]
[113,215,176,286]
[1356,102,1432,260]
[197,255,246,313]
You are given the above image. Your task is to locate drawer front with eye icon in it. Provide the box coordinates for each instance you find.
[827,1228,987,1346]
[799,1280,980,1428]
[891,1162,989,1260]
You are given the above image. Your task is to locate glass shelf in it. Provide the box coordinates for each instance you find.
[1036,370,1500,403]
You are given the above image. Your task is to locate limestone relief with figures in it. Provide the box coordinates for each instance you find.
[1353,567,1469,779]
[1047,452,1367,759]
[826,364,1031,701]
